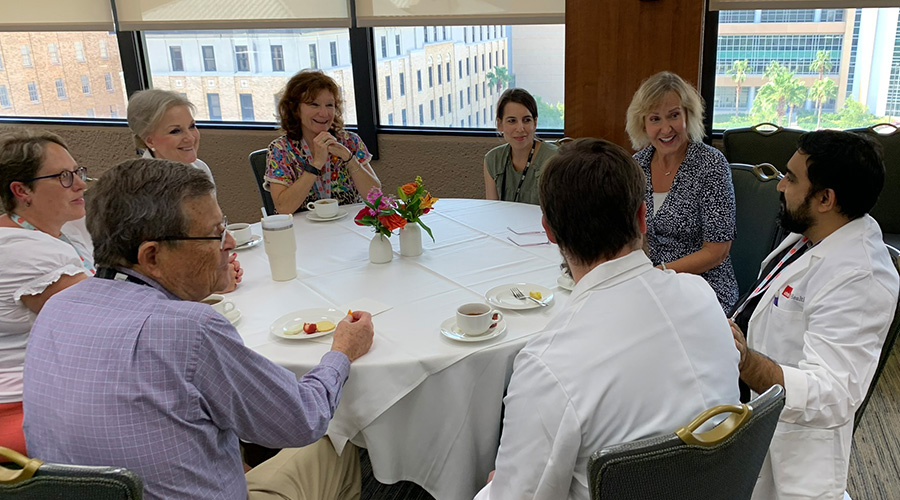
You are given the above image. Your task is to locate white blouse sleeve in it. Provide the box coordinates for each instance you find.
[3,232,87,303]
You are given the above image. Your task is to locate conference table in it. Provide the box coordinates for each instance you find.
[227,198,570,499]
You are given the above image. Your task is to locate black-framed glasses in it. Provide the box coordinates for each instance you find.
[23,166,88,188]
[150,216,228,250]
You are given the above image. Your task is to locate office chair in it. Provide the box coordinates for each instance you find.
[730,163,784,296]
[249,148,276,216]
[846,124,900,249]
[0,447,143,499]
[723,123,804,173]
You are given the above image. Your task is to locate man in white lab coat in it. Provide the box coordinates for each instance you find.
[730,130,899,500]
[474,138,740,500]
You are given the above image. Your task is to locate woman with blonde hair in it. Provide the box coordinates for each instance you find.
[265,70,380,214]
[626,71,738,311]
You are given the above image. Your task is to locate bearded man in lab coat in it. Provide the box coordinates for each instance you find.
[730,130,899,500]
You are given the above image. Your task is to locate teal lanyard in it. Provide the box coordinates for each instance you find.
[10,213,96,275]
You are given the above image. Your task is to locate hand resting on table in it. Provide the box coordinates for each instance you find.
[331,311,374,362]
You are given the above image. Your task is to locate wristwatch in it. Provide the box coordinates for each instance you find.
[303,163,322,176]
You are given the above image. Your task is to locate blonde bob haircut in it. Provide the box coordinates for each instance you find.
[277,70,345,141]
[127,89,196,151]
[625,71,706,151]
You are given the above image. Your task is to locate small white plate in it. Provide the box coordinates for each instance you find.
[234,234,262,251]
[485,283,554,310]
[440,317,507,342]
[225,309,242,325]
[306,209,349,222]
[270,308,344,340]
[557,274,575,291]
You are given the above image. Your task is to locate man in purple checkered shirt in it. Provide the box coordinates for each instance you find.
[23,158,374,500]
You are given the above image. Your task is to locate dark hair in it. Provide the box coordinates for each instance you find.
[0,130,69,213]
[796,130,884,220]
[495,88,538,126]
[87,158,215,267]
[539,138,646,266]
[277,70,344,141]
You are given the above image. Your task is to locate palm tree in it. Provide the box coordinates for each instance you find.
[809,77,838,129]
[809,50,833,80]
[486,66,511,93]
[727,59,750,115]
[758,61,807,126]
[785,80,808,126]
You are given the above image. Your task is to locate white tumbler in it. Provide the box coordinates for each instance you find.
[261,214,297,281]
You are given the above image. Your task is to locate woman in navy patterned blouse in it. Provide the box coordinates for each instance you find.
[626,72,738,311]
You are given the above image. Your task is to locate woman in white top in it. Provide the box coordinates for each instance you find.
[126,89,242,291]
[0,130,94,454]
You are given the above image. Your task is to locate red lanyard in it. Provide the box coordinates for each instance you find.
[731,237,809,319]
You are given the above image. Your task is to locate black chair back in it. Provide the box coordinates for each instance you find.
[730,163,784,296]
[0,447,143,499]
[723,123,804,173]
[854,245,900,432]
[249,148,276,216]
[588,385,785,500]
[846,124,900,248]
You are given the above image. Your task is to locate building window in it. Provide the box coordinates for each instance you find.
[482,82,486,99]
[202,45,217,71]
[105,73,114,92]
[424,27,429,43]
[459,90,463,109]
[428,67,433,87]
[99,39,109,60]
[458,60,462,79]
[475,84,479,102]
[437,64,442,85]
[388,112,393,125]
[330,41,338,66]
[466,58,470,76]
[81,75,91,95]
[401,108,407,125]
[417,70,422,91]
[447,93,451,112]
[308,44,318,69]
[55,79,67,99]
[48,44,60,65]
[109,105,118,117]
[399,72,405,96]
[481,54,485,72]
[207,93,222,120]
[395,34,401,55]
[381,36,387,58]
[86,108,95,117]
[385,75,392,100]
[418,103,424,124]
[75,41,85,62]
[474,55,478,73]
[429,100,435,121]
[439,96,443,116]
[235,45,250,72]
[21,46,32,67]
[27,82,39,103]
[0,85,11,107]
[170,46,184,71]
[239,93,254,121]
[271,45,284,72]
[467,87,471,105]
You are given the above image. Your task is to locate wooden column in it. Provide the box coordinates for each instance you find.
[565,0,708,150]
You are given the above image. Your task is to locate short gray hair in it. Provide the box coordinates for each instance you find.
[126,89,196,151]
[87,158,215,267]
[625,71,706,151]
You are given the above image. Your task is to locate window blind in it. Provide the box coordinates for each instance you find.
[354,0,564,27]
[114,0,351,31]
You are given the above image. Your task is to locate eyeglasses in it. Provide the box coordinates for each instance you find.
[23,166,88,188]
[150,216,228,250]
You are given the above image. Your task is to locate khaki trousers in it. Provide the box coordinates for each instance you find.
[246,437,360,500]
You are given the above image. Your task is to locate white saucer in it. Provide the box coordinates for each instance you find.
[557,274,575,291]
[306,209,349,222]
[225,309,242,325]
[485,283,554,310]
[234,235,262,251]
[440,317,507,342]
[270,308,344,340]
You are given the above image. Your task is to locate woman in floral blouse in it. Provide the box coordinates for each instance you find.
[265,70,381,214]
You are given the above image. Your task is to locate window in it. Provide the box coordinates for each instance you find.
[482,82,486,99]
[429,100,435,121]
[81,75,91,94]
[239,93,254,121]
[170,45,184,71]
[109,105,117,117]
[428,66,433,87]
[21,46,32,67]
[401,108,407,125]
[474,55,478,73]
[206,93,222,120]
[388,112,393,125]
[48,44,60,65]
[202,45,217,71]
[395,34,401,55]
[417,70,422,91]
[385,75,392,100]
[0,85,10,107]
[74,41,85,62]
[466,58,470,75]
[27,82,39,103]
[437,64,442,84]
[459,90,463,109]
[102,72,113,92]
[446,62,450,79]
[424,27,429,43]
[308,44,318,69]
[55,79,67,99]
[399,72,405,96]
[330,41,338,66]
[271,45,284,72]
[467,87,471,104]
[99,39,109,59]
[458,61,462,79]
[418,103,424,124]
[475,84,479,102]
[439,96,443,116]
[481,53,485,71]
[381,36,387,58]
[235,45,250,72]
[447,93,451,112]
[86,108,95,117]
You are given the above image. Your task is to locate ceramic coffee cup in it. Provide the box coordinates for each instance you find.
[307,199,339,218]
[227,223,253,246]
[202,294,235,316]
[456,303,503,336]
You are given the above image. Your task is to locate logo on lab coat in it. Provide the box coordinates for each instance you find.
[782,286,793,299]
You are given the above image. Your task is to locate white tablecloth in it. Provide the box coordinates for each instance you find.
[228,199,569,499]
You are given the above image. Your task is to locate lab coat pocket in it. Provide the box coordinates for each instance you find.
[769,425,841,499]
[764,306,805,365]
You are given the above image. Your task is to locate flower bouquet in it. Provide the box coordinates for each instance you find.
[354,188,407,236]
[395,176,438,241]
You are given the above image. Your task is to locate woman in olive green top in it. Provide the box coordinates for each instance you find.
[483,88,559,205]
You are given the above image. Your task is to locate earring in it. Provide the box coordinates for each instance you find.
[150,147,156,152]
[24,200,31,207]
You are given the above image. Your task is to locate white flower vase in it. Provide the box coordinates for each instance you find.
[369,233,393,264]
[399,224,423,257]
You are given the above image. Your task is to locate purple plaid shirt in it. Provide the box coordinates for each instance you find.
[23,269,350,500]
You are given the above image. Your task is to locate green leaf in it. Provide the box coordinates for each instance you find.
[418,219,435,242]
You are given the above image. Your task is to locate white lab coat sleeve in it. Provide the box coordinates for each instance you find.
[779,269,896,428]
[474,351,581,500]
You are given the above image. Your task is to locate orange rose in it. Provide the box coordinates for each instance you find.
[401,182,418,196]
[378,213,408,232]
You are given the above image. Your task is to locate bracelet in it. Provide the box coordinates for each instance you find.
[303,163,322,176]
